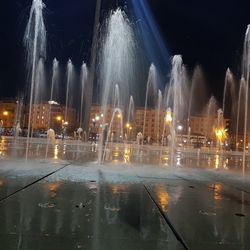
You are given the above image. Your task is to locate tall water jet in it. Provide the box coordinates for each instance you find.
[102,108,124,162]
[242,25,250,175]
[113,84,120,108]
[143,64,158,141]
[203,96,218,139]
[65,59,73,122]
[98,8,136,163]
[188,65,207,123]
[156,90,163,143]
[50,58,59,103]
[80,63,88,129]
[223,68,236,135]
[127,96,134,124]
[47,58,59,131]
[24,0,46,159]
[166,55,188,167]
[236,77,246,148]
[34,58,46,105]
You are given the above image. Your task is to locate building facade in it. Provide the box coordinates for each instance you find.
[31,103,76,132]
[0,99,19,128]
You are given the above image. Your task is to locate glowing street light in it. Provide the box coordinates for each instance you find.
[215,128,227,143]
[3,111,9,116]
[56,116,62,122]
[165,109,172,124]
[177,125,183,131]
[126,123,130,128]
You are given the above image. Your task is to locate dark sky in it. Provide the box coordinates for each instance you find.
[0,0,250,103]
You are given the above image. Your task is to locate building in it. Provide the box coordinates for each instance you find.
[134,107,166,141]
[189,115,230,139]
[30,103,76,132]
[0,99,19,128]
[89,104,125,140]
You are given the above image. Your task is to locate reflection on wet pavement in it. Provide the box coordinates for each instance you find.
[1,138,250,249]
[0,178,183,249]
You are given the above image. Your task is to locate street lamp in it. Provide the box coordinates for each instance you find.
[56,116,62,122]
[177,125,183,131]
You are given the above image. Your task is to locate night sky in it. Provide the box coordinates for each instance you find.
[0,0,250,103]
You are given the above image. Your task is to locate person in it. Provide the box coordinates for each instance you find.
[137,132,143,145]
[61,125,67,141]
[47,128,56,143]
[102,123,109,146]
[0,119,3,139]
[77,127,83,140]
[89,122,98,143]
[147,136,151,145]
[14,121,22,139]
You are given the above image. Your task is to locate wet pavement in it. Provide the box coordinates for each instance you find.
[1,137,250,249]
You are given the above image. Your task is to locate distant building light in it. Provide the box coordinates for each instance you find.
[3,111,9,116]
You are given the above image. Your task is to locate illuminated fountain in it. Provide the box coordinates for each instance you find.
[236,77,246,149]
[65,59,74,123]
[241,25,250,175]
[16,0,250,175]
[80,62,88,129]
[164,56,188,167]
[127,96,135,126]
[24,0,46,159]
[98,9,136,163]
[143,64,158,142]
[156,90,163,143]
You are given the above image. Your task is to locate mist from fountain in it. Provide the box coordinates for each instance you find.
[24,0,46,159]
